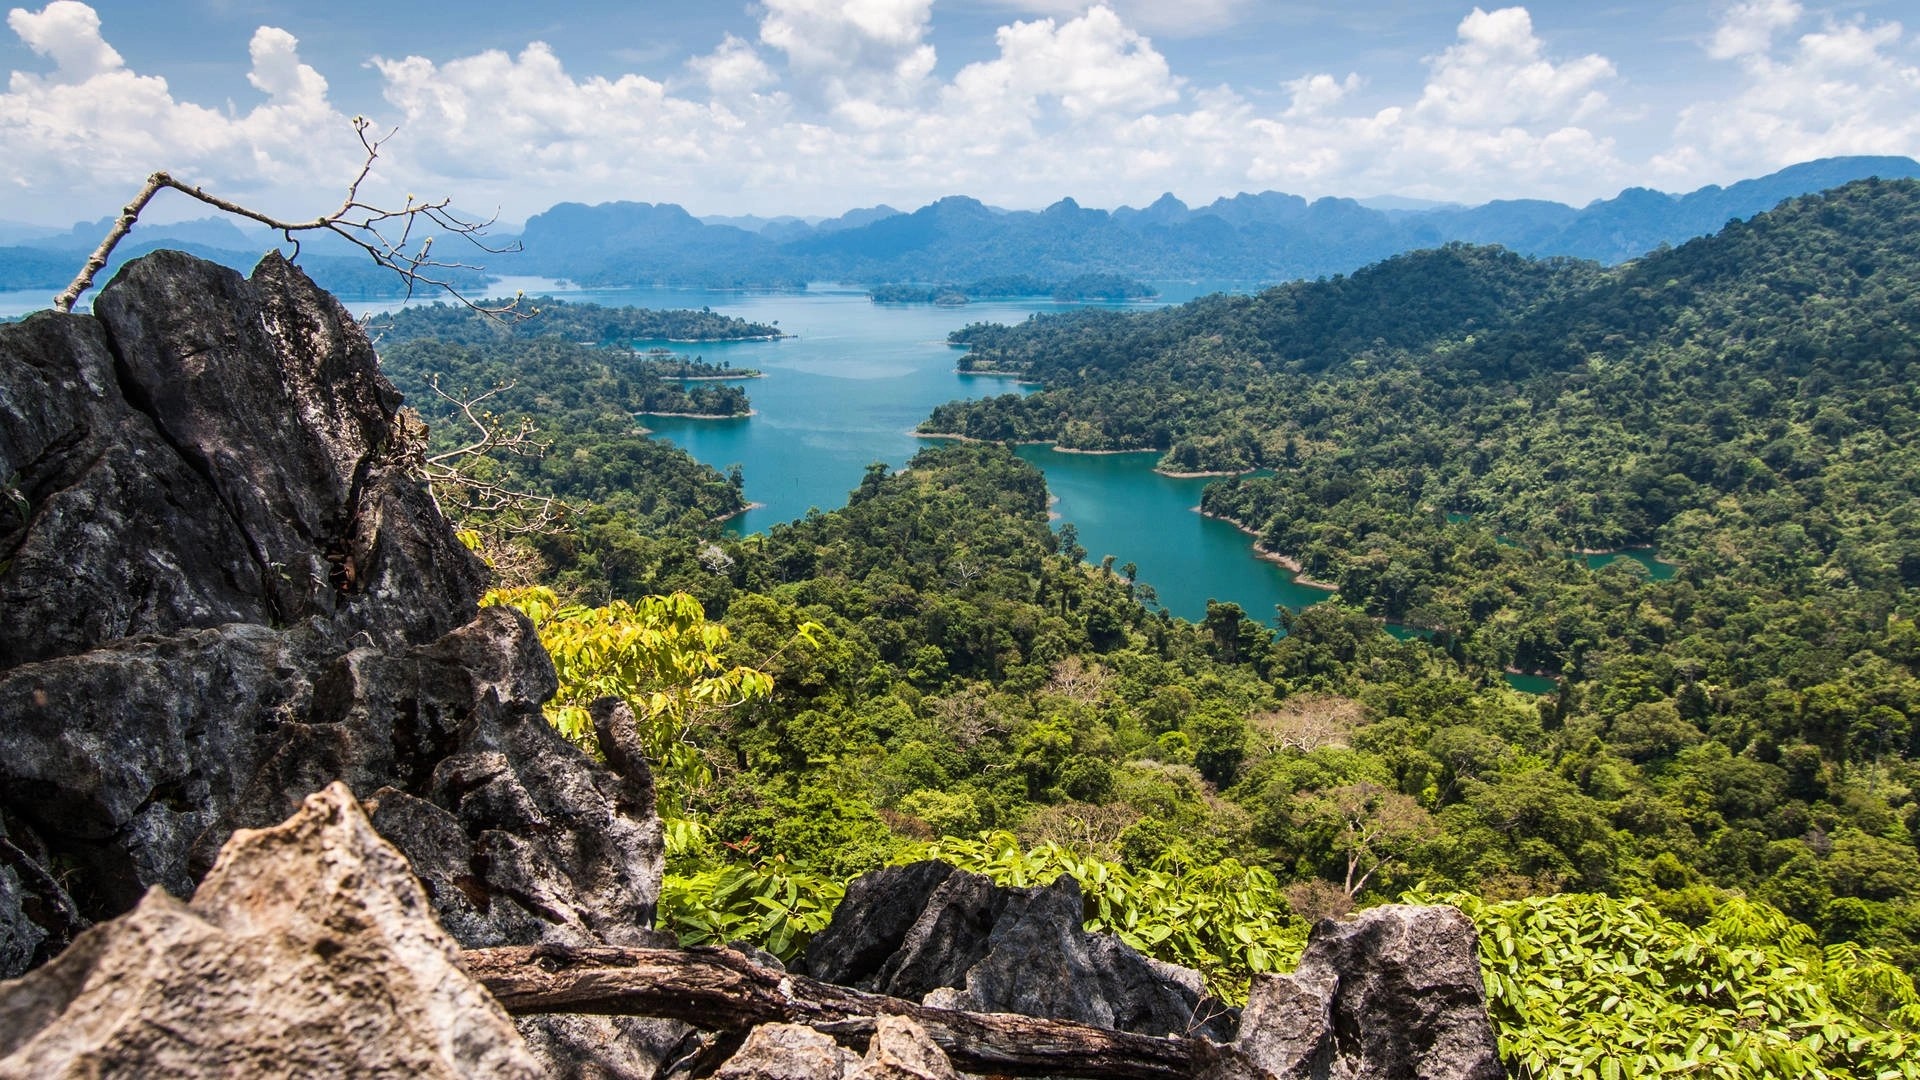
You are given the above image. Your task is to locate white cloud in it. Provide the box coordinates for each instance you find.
[688,34,777,98]
[947,6,1181,121]
[7,0,120,84]
[1415,7,1615,127]
[1284,72,1362,118]
[1707,0,1802,61]
[1,2,358,218]
[985,0,1251,36]
[1660,7,1920,183]
[757,0,937,107]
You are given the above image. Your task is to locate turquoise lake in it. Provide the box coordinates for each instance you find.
[0,276,1661,661]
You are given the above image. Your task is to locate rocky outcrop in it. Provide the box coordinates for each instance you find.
[801,861,1235,1041]
[0,252,672,1070]
[1230,905,1504,1080]
[0,783,541,1078]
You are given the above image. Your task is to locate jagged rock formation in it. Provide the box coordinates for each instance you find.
[0,251,675,1070]
[1231,905,1504,1080]
[801,861,1236,1041]
[0,783,542,1078]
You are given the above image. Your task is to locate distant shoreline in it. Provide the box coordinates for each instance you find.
[954,369,1041,384]
[1195,507,1339,591]
[1050,445,1157,456]
[639,409,757,419]
[1158,466,1254,478]
[675,372,765,382]
[712,502,765,525]
[914,431,1051,446]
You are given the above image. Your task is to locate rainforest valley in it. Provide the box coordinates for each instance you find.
[380,178,1920,1078]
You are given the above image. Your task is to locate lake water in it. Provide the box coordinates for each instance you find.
[2,274,1662,662]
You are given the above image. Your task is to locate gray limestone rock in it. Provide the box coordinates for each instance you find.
[1231,904,1504,1080]
[801,861,1234,1040]
[0,251,675,1074]
[0,783,541,1079]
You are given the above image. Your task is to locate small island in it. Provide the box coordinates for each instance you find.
[632,346,764,381]
[870,273,1155,305]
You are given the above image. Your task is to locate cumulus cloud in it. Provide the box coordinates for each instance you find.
[688,34,778,98]
[1415,6,1614,127]
[947,6,1181,121]
[1660,5,1920,183]
[1284,72,1362,118]
[758,0,937,107]
[1707,0,1802,61]
[7,0,120,84]
[985,0,1251,36]
[1,2,358,217]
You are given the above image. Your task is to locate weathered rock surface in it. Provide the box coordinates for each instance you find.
[0,783,542,1078]
[713,1024,861,1080]
[847,1016,957,1080]
[1231,904,1504,1080]
[801,861,1234,1041]
[708,1017,955,1080]
[0,252,675,1072]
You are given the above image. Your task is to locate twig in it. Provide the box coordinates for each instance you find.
[54,117,523,316]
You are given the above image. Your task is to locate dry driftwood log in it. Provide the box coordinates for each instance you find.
[463,943,1234,1080]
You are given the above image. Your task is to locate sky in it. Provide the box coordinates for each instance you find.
[1,0,1917,227]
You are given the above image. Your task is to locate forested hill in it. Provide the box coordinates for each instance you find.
[905,184,1920,952]
[927,177,1920,510]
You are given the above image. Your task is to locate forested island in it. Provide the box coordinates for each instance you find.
[869,273,1155,305]
[368,296,783,347]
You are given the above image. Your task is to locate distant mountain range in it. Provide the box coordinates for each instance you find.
[501,155,1920,287]
[5,156,1916,299]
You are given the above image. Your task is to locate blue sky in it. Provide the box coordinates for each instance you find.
[2,1,1917,225]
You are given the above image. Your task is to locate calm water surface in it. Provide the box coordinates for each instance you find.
[398,278,1304,624]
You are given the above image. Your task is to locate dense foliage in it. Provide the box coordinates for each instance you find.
[366,296,782,347]
[911,182,1920,971]
[374,306,755,594]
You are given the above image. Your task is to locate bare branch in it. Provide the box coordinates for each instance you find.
[54,117,524,317]
[397,392,569,540]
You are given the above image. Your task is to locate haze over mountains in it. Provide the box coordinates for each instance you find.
[4,156,1916,299]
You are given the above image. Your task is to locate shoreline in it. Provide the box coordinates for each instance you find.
[674,372,765,382]
[662,333,791,343]
[1049,445,1157,456]
[954,369,1042,384]
[712,502,765,525]
[914,431,1052,446]
[1157,466,1254,478]
[638,409,757,420]
[1194,508,1339,591]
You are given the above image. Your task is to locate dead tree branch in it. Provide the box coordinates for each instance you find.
[414,377,567,537]
[462,944,1232,1080]
[54,117,522,315]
